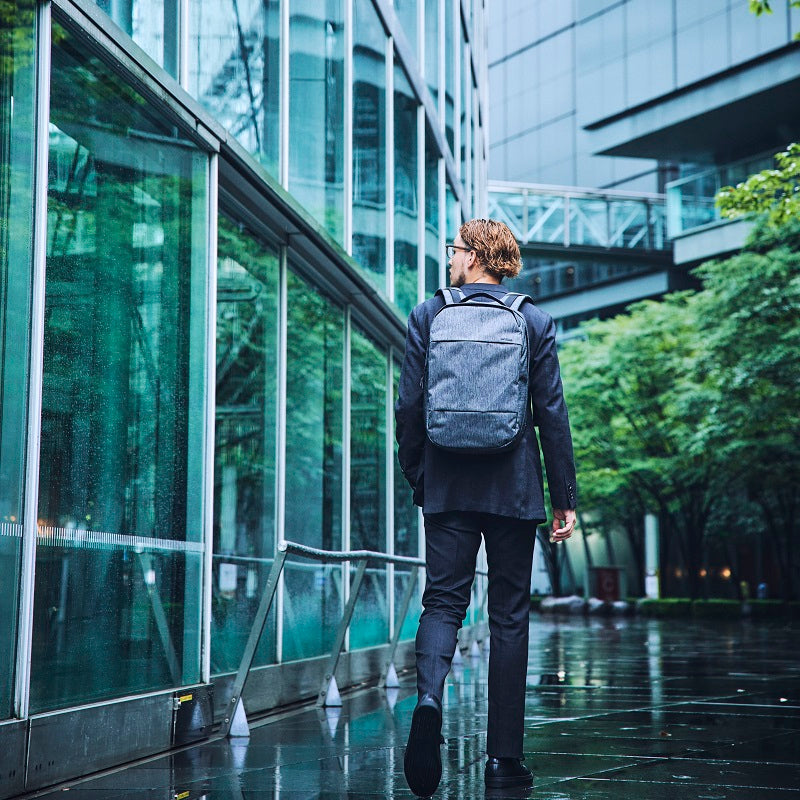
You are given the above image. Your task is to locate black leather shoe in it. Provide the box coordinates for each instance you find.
[404,694,443,797]
[484,757,533,789]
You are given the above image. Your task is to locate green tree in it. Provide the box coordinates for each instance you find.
[748,0,800,39]
[693,220,800,599]
[716,143,800,228]
[560,294,719,599]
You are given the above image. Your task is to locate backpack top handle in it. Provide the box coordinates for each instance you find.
[438,287,528,311]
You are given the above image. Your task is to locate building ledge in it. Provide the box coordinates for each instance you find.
[673,218,753,265]
[584,45,800,163]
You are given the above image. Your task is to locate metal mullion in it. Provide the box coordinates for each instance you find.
[342,305,352,650]
[386,37,395,303]
[343,0,353,253]
[275,246,288,663]
[16,0,52,720]
[279,0,290,189]
[438,157,446,287]
[417,104,425,305]
[452,0,461,189]
[201,153,218,684]
[438,0,445,128]
[385,354,394,638]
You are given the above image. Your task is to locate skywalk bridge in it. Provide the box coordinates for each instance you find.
[488,183,683,333]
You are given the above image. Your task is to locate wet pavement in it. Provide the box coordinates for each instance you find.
[26,616,800,799]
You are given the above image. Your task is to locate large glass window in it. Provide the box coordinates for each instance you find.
[289,0,345,243]
[393,368,420,640]
[460,34,472,217]
[425,0,440,102]
[352,0,387,290]
[94,0,179,77]
[212,215,279,675]
[395,0,418,60]
[283,269,344,661]
[32,21,208,713]
[188,0,281,177]
[424,125,440,297]
[444,0,455,154]
[393,62,419,316]
[0,0,36,720]
[349,328,387,649]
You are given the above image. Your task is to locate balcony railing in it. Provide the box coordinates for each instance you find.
[665,151,775,238]
[488,182,669,252]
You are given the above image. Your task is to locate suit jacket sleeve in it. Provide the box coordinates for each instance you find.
[395,304,427,493]
[529,312,577,510]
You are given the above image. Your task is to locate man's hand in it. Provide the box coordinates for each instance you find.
[550,509,576,543]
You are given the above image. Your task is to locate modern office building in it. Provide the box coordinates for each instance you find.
[488,0,800,335]
[0,0,488,795]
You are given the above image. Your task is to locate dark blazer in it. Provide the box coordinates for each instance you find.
[395,283,577,521]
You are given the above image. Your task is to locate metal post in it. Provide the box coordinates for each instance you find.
[317,558,368,707]
[221,547,288,737]
[137,553,181,684]
[15,0,52,720]
[379,565,418,687]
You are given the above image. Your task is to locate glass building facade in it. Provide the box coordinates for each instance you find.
[0,0,488,795]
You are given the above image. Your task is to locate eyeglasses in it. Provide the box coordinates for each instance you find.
[446,244,472,258]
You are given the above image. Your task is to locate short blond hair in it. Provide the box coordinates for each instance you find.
[459,218,522,280]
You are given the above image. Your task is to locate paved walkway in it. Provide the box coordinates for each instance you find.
[27,617,800,799]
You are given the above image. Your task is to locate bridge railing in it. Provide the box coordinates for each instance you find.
[488,182,669,252]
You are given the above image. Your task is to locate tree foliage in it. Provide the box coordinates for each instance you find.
[716,143,800,228]
[748,0,800,39]
[560,218,800,599]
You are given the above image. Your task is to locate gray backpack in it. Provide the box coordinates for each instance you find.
[425,288,531,453]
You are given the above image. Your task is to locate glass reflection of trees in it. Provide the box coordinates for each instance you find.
[394,62,419,317]
[0,0,36,721]
[32,21,207,712]
[212,215,279,673]
[283,270,344,661]
[188,0,280,176]
[349,327,387,649]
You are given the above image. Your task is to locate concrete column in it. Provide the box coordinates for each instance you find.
[645,513,660,598]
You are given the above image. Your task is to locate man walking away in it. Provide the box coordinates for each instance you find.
[396,218,577,797]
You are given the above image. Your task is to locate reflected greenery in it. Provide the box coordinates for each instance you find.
[32,21,207,712]
[212,214,280,674]
[283,269,344,660]
[0,0,35,720]
[394,62,418,316]
[350,327,387,649]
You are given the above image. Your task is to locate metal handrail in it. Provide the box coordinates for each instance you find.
[219,538,489,737]
[279,539,425,567]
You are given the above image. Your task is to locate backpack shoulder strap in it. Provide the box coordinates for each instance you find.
[438,287,467,305]
[501,292,530,312]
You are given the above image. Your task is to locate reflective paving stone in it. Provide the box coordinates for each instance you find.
[25,617,800,799]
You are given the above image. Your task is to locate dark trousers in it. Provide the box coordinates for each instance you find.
[415,511,536,759]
